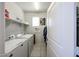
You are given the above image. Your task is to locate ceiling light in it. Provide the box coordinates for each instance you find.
[34,2,40,10]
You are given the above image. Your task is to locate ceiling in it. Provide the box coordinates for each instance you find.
[16,2,51,13]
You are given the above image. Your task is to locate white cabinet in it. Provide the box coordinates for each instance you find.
[5,2,29,25]
[11,44,25,57]
[5,2,24,21]
[5,40,28,57]
[28,36,34,56]
[4,35,34,57]
[6,44,24,57]
[5,37,34,57]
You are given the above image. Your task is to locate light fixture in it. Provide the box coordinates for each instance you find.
[34,2,40,10]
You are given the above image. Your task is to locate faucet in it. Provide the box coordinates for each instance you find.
[8,34,15,40]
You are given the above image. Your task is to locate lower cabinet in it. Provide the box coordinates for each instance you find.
[12,43,27,57]
[7,40,28,57]
[5,36,34,57]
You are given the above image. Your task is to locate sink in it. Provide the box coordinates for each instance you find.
[18,34,33,39]
[16,34,33,39]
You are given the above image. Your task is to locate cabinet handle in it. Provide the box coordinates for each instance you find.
[9,54,13,57]
[21,44,23,46]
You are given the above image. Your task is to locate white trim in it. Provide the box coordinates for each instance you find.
[47,2,55,13]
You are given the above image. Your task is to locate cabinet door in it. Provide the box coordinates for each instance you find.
[28,36,34,56]
[22,41,28,57]
[28,39,31,56]
[10,43,27,57]
[5,2,24,21]
[30,37,34,51]
[11,45,24,57]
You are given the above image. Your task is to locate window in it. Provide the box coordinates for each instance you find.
[32,17,40,26]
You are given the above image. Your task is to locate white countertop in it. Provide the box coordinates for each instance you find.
[21,34,33,39]
[5,39,27,54]
[5,34,33,54]
[17,34,33,39]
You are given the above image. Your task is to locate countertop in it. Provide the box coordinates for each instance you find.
[17,34,33,39]
[21,34,33,39]
[5,34,33,54]
[5,39,27,54]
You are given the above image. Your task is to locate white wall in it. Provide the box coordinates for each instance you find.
[5,2,25,41]
[24,12,46,43]
[0,3,5,54]
[5,22,24,41]
[47,2,75,57]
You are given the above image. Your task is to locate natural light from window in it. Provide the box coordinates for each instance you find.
[32,17,40,26]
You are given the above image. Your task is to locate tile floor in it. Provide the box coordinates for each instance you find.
[30,41,47,57]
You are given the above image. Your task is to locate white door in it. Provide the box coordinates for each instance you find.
[47,2,75,57]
